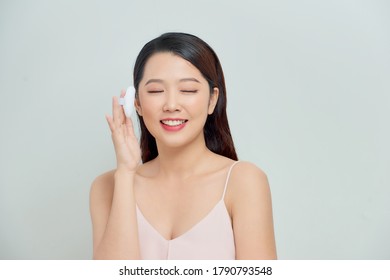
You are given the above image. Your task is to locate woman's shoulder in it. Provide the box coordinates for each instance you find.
[90,169,116,199]
[90,164,147,195]
[234,161,268,179]
[229,161,270,200]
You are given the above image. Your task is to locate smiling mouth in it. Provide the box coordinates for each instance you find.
[160,119,188,127]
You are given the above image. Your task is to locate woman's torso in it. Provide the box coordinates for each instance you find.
[134,159,239,259]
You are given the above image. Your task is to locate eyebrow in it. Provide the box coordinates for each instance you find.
[179,78,201,83]
[144,77,201,86]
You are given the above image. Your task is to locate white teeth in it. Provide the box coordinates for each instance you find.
[161,120,186,126]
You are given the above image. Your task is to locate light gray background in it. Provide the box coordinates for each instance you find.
[0,0,389,259]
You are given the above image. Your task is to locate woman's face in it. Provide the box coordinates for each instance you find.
[136,52,218,149]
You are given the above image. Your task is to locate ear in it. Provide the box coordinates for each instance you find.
[134,97,142,116]
[208,87,219,115]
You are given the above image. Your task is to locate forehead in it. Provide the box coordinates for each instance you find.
[142,52,205,81]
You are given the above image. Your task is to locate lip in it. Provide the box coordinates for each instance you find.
[160,118,188,132]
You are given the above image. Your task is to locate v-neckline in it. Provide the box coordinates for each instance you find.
[136,200,227,242]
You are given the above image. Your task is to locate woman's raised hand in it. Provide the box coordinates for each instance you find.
[105,89,141,173]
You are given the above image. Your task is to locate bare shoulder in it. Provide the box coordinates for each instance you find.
[227,161,271,213]
[89,170,117,253]
[230,161,270,195]
[228,161,277,259]
[90,169,116,201]
[89,169,117,221]
[233,161,268,179]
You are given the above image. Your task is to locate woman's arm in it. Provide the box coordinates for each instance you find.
[230,162,277,259]
[90,91,142,259]
[90,170,140,259]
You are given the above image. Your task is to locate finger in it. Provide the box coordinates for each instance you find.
[113,90,127,127]
[105,114,115,132]
[112,96,122,128]
[118,89,126,121]
[125,116,137,139]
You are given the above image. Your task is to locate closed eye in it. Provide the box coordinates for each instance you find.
[181,90,198,93]
[148,90,164,93]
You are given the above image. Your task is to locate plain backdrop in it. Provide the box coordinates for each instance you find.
[0,0,389,259]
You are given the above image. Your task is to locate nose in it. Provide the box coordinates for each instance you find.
[163,91,181,112]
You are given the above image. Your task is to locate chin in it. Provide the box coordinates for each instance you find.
[156,133,204,150]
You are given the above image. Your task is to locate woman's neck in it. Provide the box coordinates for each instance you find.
[154,138,212,180]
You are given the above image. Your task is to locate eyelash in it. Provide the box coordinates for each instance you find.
[147,90,198,94]
[181,90,198,93]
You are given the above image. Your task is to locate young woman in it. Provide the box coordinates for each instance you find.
[90,32,277,260]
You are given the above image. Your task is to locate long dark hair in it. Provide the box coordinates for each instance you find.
[133,32,238,163]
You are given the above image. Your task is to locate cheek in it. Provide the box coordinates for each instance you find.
[138,97,161,132]
[138,95,160,115]
[185,95,211,115]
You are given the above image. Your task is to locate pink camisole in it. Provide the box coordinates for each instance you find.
[136,161,239,259]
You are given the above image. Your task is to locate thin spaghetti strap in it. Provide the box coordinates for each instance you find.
[221,161,240,200]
